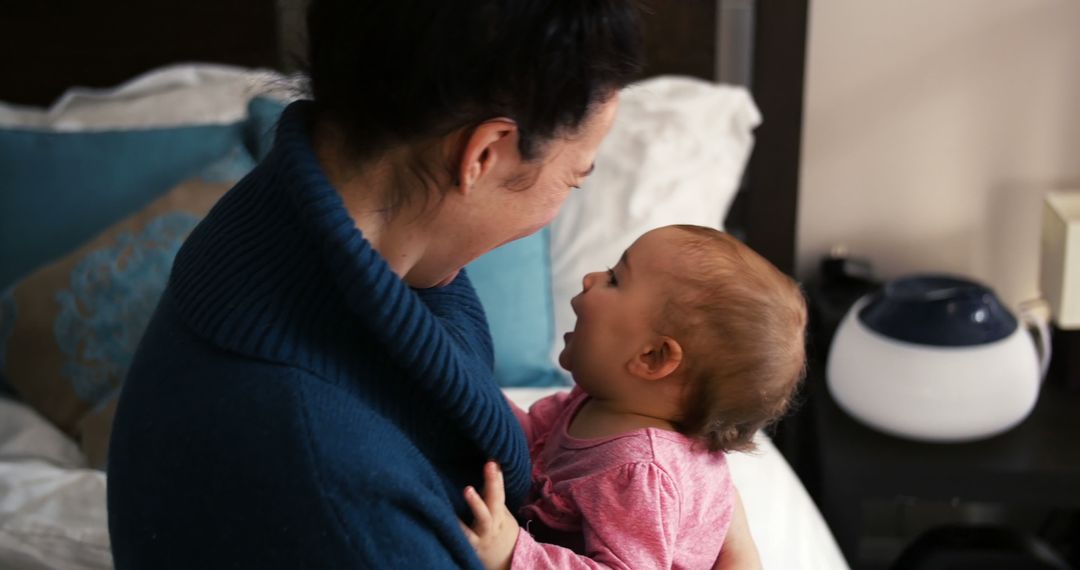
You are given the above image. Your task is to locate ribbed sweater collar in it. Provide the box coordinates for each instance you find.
[167,101,530,500]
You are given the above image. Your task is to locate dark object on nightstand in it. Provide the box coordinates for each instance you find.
[892,525,1073,570]
[804,253,882,359]
[1047,327,1080,392]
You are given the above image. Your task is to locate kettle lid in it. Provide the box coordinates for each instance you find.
[858,274,1017,346]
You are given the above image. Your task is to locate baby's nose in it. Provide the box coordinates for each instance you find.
[582,271,602,291]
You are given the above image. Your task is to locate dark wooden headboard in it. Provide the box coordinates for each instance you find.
[1,2,279,107]
[0,0,807,276]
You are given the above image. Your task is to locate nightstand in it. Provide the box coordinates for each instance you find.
[807,359,1080,566]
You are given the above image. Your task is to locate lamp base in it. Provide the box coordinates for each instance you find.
[1047,326,1080,391]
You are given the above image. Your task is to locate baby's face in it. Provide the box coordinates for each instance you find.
[558,227,683,391]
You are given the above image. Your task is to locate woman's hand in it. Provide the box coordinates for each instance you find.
[459,461,519,570]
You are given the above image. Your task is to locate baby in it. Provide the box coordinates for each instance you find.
[461,225,807,569]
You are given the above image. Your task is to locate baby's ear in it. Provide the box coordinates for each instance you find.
[627,336,683,381]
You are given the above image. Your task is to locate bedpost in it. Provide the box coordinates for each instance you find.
[741,0,810,277]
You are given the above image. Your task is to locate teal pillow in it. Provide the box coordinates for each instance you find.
[0,123,251,288]
[0,93,563,389]
[245,96,289,161]
[468,228,565,387]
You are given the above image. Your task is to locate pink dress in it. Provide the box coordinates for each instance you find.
[509,387,735,569]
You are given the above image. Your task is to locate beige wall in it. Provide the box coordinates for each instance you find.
[797,0,1080,307]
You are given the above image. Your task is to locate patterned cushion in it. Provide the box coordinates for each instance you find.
[0,176,236,468]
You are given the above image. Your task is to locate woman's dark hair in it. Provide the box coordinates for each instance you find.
[306,0,645,164]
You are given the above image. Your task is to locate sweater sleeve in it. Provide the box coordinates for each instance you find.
[510,463,680,570]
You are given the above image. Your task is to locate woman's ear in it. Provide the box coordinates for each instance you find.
[627,336,684,381]
[453,118,518,193]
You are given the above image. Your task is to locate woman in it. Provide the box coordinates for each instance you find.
[106,0,643,568]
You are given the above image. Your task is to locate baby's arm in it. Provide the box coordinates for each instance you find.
[460,462,518,570]
[461,460,677,570]
[714,490,763,570]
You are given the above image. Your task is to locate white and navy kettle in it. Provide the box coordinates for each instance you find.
[827,274,1051,442]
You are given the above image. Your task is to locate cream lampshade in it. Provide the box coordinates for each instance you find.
[1040,192,1080,330]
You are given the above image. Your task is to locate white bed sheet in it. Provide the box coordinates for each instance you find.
[0,398,110,570]
[0,390,848,570]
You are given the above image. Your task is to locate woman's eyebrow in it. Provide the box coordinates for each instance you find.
[577,163,596,178]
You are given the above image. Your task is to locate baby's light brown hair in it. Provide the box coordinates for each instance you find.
[660,225,807,453]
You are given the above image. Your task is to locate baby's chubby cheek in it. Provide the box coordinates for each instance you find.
[560,329,589,372]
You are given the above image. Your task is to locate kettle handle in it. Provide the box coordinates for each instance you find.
[1019,299,1052,381]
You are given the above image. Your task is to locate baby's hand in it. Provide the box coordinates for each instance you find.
[459,461,519,570]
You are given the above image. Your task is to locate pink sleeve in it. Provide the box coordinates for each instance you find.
[510,463,679,570]
[507,388,579,446]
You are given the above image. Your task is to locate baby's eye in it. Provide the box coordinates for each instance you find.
[606,267,618,286]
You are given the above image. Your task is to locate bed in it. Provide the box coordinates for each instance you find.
[0,2,843,569]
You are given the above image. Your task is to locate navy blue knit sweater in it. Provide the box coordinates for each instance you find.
[107,101,531,569]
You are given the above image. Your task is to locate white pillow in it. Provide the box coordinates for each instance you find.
[0,63,292,130]
[0,461,110,570]
[0,399,110,570]
[549,76,761,371]
[0,397,86,469]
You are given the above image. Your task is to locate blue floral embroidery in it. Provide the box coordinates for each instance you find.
[53,212,201,404]
[0,287,16,392]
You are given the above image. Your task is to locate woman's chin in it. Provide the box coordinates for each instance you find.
[433,269,460,288]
